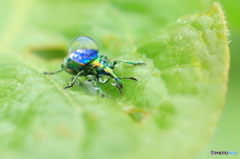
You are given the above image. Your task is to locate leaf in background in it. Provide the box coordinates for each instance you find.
[0,0,229,159]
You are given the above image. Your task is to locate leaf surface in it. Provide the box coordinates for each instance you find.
[0,1,229,159]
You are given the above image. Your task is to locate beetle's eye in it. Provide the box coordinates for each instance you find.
[68,36,99,54]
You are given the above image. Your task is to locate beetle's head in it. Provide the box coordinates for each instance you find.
[61,57,83,75]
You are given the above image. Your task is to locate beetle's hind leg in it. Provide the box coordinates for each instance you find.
[43,69,63,75]
[111,60,146,68]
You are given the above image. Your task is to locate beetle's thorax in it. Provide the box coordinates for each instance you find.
[90,57,104,68]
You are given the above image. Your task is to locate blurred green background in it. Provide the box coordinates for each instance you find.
[0,0,239,158]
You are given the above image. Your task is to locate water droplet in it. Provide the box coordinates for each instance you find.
[93,87,98,90]
[68,36,99,55]
[111,79,116,85]
[92,83,98,90]
[86,75,93,83]
[88,80,93,83]
[99,75,109,83]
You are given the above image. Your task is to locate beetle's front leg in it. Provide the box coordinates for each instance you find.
[113,77,138,94]
[111,60,146,69]
[64,71,82,89]
[101,66,123,94]
[115,78,123,95]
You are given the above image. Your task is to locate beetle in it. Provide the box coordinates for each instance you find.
[43,36,145,97]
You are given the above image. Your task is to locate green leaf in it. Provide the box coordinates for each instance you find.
[0,1,229,159]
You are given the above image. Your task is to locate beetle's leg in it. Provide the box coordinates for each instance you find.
[101,66,124,94]
[43,69,63,75]
[115,78,123,94]
[64,71,82,89]
[118,77,137,81]
[92,78,105,98]
[113,77,137,95]
[111,60,146,69]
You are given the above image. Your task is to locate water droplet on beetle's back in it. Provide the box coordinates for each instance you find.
[68,36,99,54]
